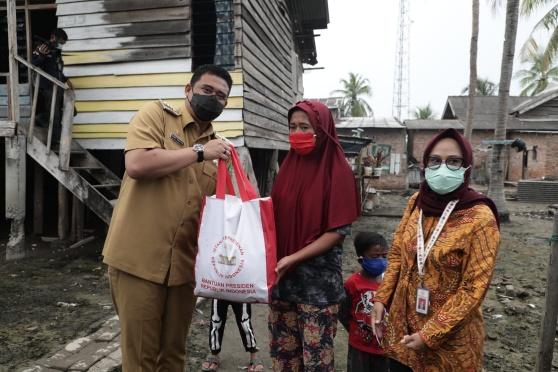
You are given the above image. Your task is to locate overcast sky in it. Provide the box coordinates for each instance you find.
[302,0,551,119]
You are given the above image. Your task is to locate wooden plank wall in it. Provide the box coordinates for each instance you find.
[0,83,31,120]
[240,0,303,150]
[57,0,244,145]
[0,10,30,122]
[213,0,237,70]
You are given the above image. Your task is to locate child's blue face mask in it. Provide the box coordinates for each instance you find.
[359,257,387,277]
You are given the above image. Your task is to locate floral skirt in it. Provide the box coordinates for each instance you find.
[268,300,338,372]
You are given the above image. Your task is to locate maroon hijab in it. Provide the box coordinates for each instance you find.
[416,128,500,228]
[271,100,361,260]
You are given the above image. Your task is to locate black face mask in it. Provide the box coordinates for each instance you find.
[189,93,225,122]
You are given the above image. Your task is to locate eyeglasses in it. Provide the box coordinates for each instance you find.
[426,155,464,171]
[198,85,228,104]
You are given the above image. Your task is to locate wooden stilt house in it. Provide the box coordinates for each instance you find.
[0,0,329,258]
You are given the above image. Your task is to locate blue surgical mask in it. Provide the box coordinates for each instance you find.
[360,257,387,277]
[425,165,469,195]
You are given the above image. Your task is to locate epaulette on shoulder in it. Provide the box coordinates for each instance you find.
[158,99,181,117]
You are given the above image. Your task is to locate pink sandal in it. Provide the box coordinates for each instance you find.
[248,359,265,371]
[201,355,220,371]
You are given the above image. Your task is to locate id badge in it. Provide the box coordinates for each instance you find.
[416,287,430,315]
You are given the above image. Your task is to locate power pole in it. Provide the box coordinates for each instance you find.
[392,0,411,122]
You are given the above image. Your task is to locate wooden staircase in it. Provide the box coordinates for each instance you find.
[26,130,121,224]
[0,117,122,225]
[1,58,122,226]
[3,1,121,256]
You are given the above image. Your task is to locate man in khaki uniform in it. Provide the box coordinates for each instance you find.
[103,64,233,371]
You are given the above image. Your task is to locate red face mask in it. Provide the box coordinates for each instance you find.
[289,132,316,155]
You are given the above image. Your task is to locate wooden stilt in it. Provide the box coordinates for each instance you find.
[5,0,25,260]
[71,196,77,241]
[58,184,69,240]
[5,135,26,260]
[264,149,279,197]
[33,163,44,235]
[536,214,558,371]
[71,195,85,242]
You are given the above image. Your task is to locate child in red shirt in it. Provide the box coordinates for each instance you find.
[339,232,389,372]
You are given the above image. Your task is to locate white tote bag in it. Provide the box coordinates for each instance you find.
[194,147,277,303]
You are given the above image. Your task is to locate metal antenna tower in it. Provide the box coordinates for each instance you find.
[392,0,411,122]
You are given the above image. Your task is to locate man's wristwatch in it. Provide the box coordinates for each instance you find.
[192,143,205,162]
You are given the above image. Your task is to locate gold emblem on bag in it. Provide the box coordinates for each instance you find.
[218,255,237,266]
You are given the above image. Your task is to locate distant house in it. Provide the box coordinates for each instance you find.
[405,119,462,163]
[310,96,344,121]
[405,94,558,182]
[335,117,407,189]
[310,96,408,189]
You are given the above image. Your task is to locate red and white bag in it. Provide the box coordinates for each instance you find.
[194,147,277,303]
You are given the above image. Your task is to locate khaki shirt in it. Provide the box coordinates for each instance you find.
[102,101,217,286]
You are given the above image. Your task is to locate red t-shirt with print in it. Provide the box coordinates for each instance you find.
[344,272,385,355]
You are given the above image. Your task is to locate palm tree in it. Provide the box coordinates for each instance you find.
[465,0,480,140]
[515,42,558,96]
[521,0,558,66]
[413,104,436,119]
[332,72,373,117]
[488,0,520,223]
[461,78,498,96]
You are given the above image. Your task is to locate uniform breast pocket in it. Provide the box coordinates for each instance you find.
[199,161,218,196]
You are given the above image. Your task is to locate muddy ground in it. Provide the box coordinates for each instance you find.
[1,191,557,371]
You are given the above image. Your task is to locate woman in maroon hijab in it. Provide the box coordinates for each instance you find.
[371,128,500,372]
[269,100,360,371]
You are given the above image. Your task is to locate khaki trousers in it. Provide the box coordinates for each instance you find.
[108,266,196,372]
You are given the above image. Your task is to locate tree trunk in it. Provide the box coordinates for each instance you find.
[465,0,479,140]
[488,0,520,223]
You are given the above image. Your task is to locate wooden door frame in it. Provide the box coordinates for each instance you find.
[1,1,57,82]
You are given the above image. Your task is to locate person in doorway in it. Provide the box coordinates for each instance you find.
[339,232,389,372]
[201,299,264,371]
[269,100,360,371]
[31,28,71,142]
[102,64,233,371]
[371,128,501,372]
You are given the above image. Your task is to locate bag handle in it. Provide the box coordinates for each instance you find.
[216,160,235,196]
[216,146,258,201]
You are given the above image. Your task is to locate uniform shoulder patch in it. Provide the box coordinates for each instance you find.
[158,99,181,116]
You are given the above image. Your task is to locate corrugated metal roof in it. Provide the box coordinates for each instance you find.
[442,96,558,131]
[307,97,343,109]
[512,88,558,114]
[336,117,405,129]
[405,119,463,130]
[287,0,329,30]
[286,0,329,65]
[338,135,373,155]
